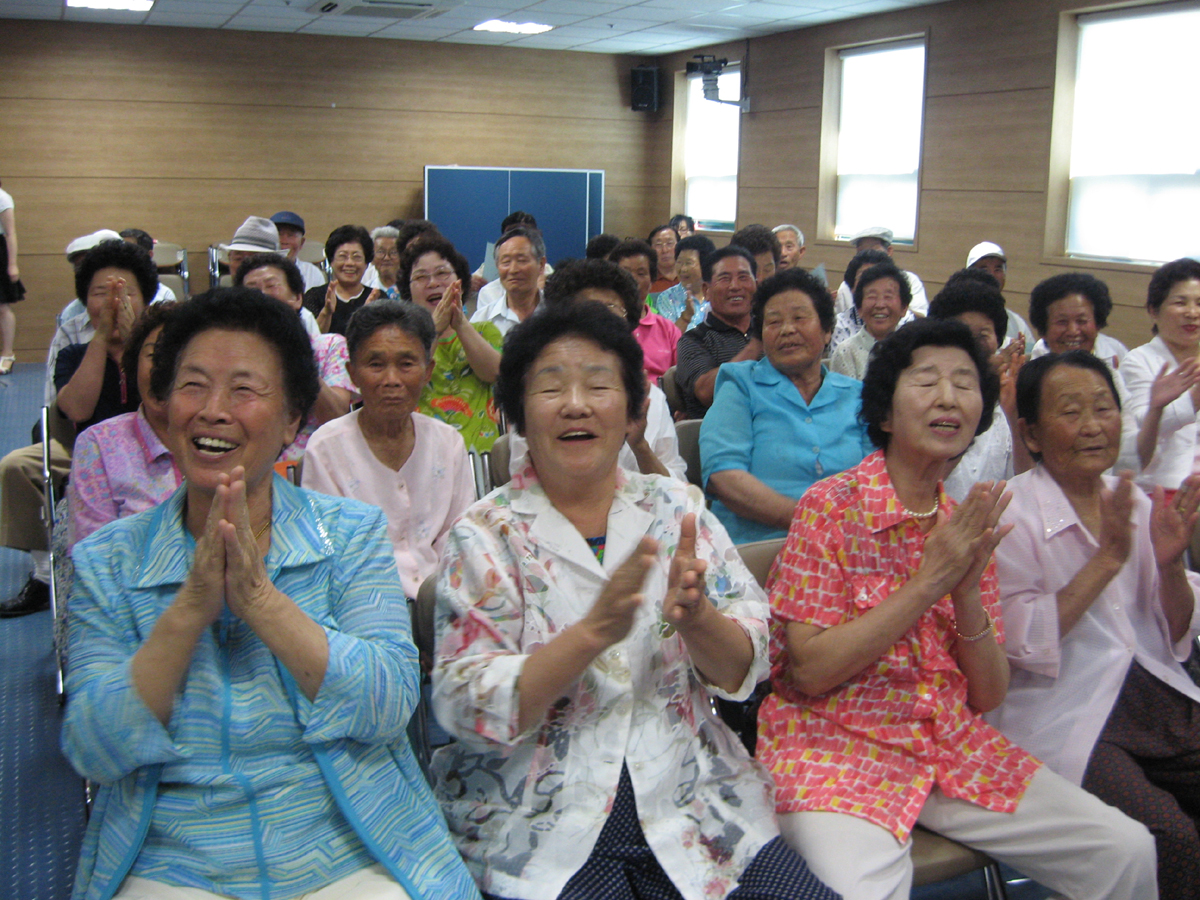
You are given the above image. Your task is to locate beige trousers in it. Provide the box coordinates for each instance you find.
[114,863,412,900]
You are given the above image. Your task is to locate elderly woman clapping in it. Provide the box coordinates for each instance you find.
[431,301,836,900]
[989,350,1200,900]
[63,288,475,900]
[761,318,1156,900]
[702,267,871,544]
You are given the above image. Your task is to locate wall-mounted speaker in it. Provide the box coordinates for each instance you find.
[631,66,660,112]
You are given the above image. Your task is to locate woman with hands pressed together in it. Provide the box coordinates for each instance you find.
[62,288,476,900]
[759,319,1156,900]
[431,302,835,900]
[988,351,1200,900]
[302,224,380,336]
[399,235,503,453]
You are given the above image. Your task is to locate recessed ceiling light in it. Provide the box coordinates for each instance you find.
[66,0,154,8]
[473,19,553,35]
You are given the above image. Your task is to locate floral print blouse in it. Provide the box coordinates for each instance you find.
[431,466,782,900]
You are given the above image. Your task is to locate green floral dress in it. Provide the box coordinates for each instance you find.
[418,322,504,452]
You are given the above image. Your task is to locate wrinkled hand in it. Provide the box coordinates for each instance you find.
[1095,471,1135,568]
[580,537,655,651]
[1151,474,1200,569]
[997,343,1027,423]
[217,467,278,620]
[920,481,1013,603]
[94,276,122,342]
[112,281,137,346]
[432,279,463,334]
[366,288,382,304]
[177,481,227,627]
[470,273,487,294]
[322,282,338,315]
[662,513,712,631]
[1150,359,1200,412]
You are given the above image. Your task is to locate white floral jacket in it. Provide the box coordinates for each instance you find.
[431,466,779,900]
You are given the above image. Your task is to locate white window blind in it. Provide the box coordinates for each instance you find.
[1068,4,1200,262]
[683,68,741,231]
[834,41,925,242]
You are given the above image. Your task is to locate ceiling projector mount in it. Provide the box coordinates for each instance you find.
[685,54,749,112]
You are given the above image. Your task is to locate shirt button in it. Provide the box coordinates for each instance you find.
[813,446,820,453]
[805,417,813,424]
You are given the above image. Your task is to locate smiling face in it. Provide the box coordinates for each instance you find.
[346,324,433,424]
[85,266,147,342]
[242,265,302,313]
[675,249,703,295]
[705,254,756,327]
[970,255,1006,291]
[1151,278,1200,357]
[1043,293,1098,355]
[331,241,367,291]
[521,335,630,486]
[169,329,300,499]
[617,253,653,301]
[761,289,829,380]
[859,276,906,341]
[497,236,544,301]
[408,251,459,314]
[1022,364,1121,483]
[276,225,305,261]
[374,237,400,286]
[882,344,983,463]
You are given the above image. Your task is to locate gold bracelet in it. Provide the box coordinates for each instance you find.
[954,611,992,642]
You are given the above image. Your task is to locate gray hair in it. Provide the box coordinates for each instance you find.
[494,225,546,263]
[371,225,400,242]
[773,224,805,246]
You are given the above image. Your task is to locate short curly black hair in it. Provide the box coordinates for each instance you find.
[150,287,319,425]
[544,259,643,328]
[842,249,891,291]
[495,301,646,437]
[701,244,756,283]
[75,239,159,307]
[344,299,436,363]
[860,318,999,450]
[749,268,834,340]
[1028,272,1112,335]
[928,274,1008,344]
[122,301,179,396]
[324,224,374,267]
[853,263,912,312]
[397,235,472,303]
[730,224,782,267]
[1147,258,1200,315]
[1015,350,1121,462]
[607,239,658,283]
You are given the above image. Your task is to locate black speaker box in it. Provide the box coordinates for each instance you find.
[631,66,660,112]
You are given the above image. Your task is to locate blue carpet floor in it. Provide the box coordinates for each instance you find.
[0,362,86,900]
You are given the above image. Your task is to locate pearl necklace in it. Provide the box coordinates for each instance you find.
[899,499,939,520]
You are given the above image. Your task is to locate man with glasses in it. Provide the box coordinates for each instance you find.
[675,246,762,419]
[470,226,546,337]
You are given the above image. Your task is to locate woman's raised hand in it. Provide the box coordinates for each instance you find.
[1150,359,1200,412]
[1097,471,1136,568]
[919,481,1012,602]
[177,477,228,627]
[1151,474,1200,568]
[323,281,338,315]
[218,467,278,620]
[579,537,656,651]
[432,279,463,334]
[662,513,711,630]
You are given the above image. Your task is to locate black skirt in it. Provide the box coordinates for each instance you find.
[0,234,26,305]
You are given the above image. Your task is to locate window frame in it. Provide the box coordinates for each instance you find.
[1045,0,1200,272]
[671,62,743,235]
[815,32,929,251]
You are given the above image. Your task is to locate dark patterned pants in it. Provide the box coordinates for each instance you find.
[1083,661,1200,900]
[484,763,839,900]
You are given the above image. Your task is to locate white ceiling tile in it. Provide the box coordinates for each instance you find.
[224,18,307,30]
[0,4,63,17]
[145,10,235,23]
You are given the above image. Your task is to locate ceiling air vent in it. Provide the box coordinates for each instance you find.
[305,0,459,19]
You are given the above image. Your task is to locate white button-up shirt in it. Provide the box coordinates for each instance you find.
[469,289,542,337]
[1121,335,1196,491]
[987,464,1200,784]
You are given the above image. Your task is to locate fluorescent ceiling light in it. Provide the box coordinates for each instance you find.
[473,18,552,35]
[67,0,154,8]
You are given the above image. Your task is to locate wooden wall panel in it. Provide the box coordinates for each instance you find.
[739,109,821,191]
[0,18,670,356]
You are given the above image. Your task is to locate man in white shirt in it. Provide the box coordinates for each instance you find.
[966,241,1037,354]
[470,226,545,337]
[834,226,928,316]
[270,211,327,292]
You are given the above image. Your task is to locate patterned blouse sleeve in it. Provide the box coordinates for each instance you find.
[66,427,116,551]
[430,502,532,748]
[768,484,852,631]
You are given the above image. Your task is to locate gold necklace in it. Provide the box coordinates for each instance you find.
[254,520,271,542]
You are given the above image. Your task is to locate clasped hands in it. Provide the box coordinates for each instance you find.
[917,480,1013,609]
[578,513,712,652]
[177,466,279,628]
[96,275,137,347]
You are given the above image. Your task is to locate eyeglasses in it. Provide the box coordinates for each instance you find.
[410,266,457,287]
[376,248,400,260]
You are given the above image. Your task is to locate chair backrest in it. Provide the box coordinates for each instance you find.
[660,365,682,417]
[152,241,184,269]
[735,537,786,591]
[414,573,437,664]
[488,433,512,489]
[674,418,703,489]
[159,273,187,302]
[297,240,326,264]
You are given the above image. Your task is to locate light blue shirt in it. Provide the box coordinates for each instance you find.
[63,477,478,900]
[700,359,873,544]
